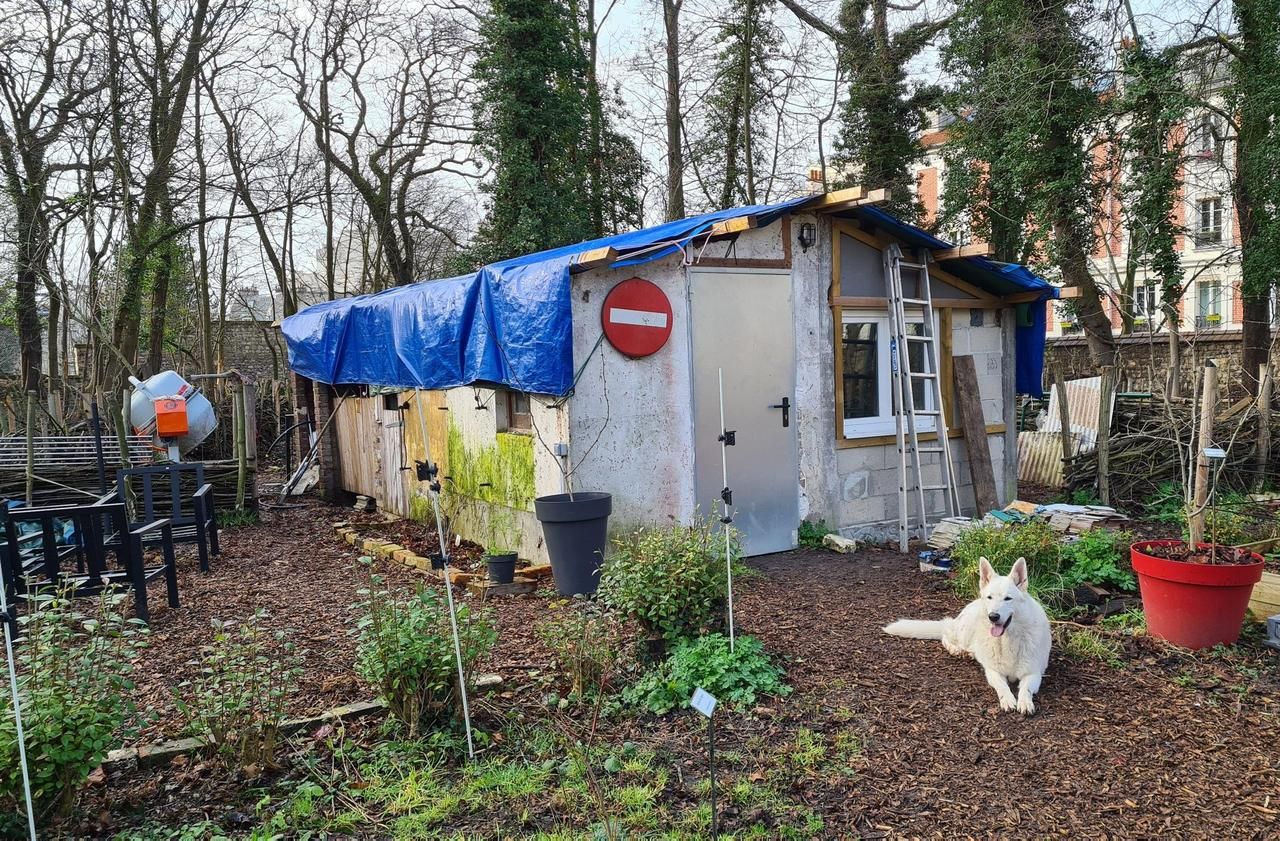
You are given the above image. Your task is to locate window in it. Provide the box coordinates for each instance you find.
[1192,114,1225,160]
[1196,197,1223,246]
[1196,279,1223,329]
[501,390,532,431]
[840,311,936,438]
[1133,286,1158,321]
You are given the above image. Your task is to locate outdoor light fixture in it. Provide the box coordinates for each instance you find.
[798,221,817,251]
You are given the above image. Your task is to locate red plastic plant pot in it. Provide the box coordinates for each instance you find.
[1130,540,1264,650]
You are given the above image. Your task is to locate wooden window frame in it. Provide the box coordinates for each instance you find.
[498,389,532,432]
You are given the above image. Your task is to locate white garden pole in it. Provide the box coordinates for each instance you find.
[717,368,736,652]
[412,391,476,759]
[1,584,37,840]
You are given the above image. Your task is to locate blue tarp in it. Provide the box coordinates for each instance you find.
[282,195,1059,397]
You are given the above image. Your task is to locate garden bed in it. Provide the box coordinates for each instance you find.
[21,502,1275,838]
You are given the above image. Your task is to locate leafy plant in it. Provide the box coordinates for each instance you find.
[598,518,736,645]
[1145,481,1186,525]
[0,589,147,822]
[484,507,517,556]
[354,573,496,736]
[173,609,303,769]
[536,599,624,698]
[218,507,260,528]
[950,520,1067,604]
[1060,529,1137,592]
[797,519,835,549]
[622,634,790,715]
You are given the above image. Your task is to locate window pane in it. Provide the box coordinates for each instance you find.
[842,322,877,419]
[905,323,928,411]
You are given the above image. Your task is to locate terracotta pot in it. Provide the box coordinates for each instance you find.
[1130,540,1264,649]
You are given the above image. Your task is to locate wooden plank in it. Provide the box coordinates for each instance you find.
[812,187,892,215]
[801,186,866,210]
[708,215,758,237]
[830,295,987,309]
[1003,287,1081,304]
[569,246,618,274]
[836,423,1006,450]
[952,355,999,513]
[1248,571,1280,620]
[939,309,955,426]
[932,243,994,261]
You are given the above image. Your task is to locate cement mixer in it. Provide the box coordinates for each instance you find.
[129,371,218,457]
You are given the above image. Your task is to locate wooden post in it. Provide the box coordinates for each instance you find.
[1258,364,1272,492]
[1188,360,1218,547]
[234,384,247,510]
[24,391,36,506]
[1096,366,1115,505]
[1052,367,1073,475]
[953,355,999,513]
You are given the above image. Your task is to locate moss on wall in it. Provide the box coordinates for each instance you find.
[445,422,536,511]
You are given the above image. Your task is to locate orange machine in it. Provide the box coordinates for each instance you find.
[153,396,190,438]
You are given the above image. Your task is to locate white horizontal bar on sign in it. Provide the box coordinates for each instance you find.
[608,308,669,329]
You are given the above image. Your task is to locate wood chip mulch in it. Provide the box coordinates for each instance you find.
[72,502,1280,837]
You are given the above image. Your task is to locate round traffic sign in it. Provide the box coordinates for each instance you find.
[601,277,673,358]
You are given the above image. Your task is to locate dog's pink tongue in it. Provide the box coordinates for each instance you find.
[990,624,1006,638]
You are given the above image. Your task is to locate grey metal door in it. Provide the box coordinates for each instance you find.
[689,268,799,556]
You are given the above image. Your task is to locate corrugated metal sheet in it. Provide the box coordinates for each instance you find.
[1042,376,1110,453]
[1017,430,1081,487]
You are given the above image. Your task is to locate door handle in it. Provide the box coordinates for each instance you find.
[768,397,791,428]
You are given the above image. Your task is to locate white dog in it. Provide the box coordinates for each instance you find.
[883,557,1051,715]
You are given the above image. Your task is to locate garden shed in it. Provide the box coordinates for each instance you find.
[282,188,1058,561]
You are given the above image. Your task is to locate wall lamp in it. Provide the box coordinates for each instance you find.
[798,221,817,252]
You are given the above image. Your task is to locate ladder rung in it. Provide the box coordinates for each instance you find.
[905,334,932,342]
[900,261,927,270]
[921,485,951,492]
[914,446,946,454]
[911,410,942,416]
[901,297,931,307]
[909,371,936,379]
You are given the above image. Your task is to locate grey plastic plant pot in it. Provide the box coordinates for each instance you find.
[486,552,517,584]
[534,492,612,596]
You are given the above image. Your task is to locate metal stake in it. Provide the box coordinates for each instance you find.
[1,585,37,840]
[709,712,718,839]
[717,368,736,652]
[412,391,475,759]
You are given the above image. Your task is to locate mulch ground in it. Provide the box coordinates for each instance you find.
[70,499,1280,838]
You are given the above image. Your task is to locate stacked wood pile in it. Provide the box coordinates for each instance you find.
[1065,395,1278,509]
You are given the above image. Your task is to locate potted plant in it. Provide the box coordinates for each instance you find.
[484,508,518,585]
[1130,541,1263,649]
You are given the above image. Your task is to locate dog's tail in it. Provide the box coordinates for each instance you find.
[882,618,948,640]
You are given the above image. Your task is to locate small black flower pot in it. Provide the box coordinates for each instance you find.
[535,492,611,596]
[486,552,517,584]
[428,552,446,571]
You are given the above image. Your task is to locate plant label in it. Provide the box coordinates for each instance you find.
[690,687,717,718]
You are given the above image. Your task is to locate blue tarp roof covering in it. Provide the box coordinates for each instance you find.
[281,194,1058,397]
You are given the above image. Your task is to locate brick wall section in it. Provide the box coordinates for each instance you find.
[216,321,287,382]
[1045,331,1249,397]
[312,382,341,501]
[918,167,939,227]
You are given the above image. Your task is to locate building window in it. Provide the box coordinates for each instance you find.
[502,390,532,431]
[840,311,935,438]
[1196,280,1224,329]
[1192,114,1224,160]
[1195,197,1223,246]
[1133,285,1158,323]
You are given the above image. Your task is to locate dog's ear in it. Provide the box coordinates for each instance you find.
[1010,557,1029,591]
[979,557,995,588]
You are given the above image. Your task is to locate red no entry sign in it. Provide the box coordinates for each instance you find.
[601,277,673,358]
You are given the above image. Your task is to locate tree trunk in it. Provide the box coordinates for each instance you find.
[1054,223,1116,367]
[661,0,685,220]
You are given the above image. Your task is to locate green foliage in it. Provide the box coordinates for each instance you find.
[950,520,1066,602]
[535,598,624,698]
[173,610,303,768]
[797,519,836,549]
[1060,628,1122,668]
[833,0,943,222]
[0,590,147,822]
[623,634,790,715]
[1232,0,1280,300]
[471,0,642,264]
[1060,529,1137,592]
[1145,481,1185,524]
[598,519,735,644]
[217,507,260,529]
[940,0,1103,267]
[354,573,496,736]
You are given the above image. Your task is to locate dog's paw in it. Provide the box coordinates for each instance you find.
[998,695,1018,712]
[1017,697,1036,716]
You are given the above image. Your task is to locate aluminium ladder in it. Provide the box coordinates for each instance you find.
[883,242,962,551]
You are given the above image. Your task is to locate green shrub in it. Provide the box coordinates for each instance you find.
[797,520,835,549]
[174,609,303,768]
[1061,529,1137,592]
[354,574,496,736]
[622,634,790,715]
[1145,481,1185,525]
[598,518,735,644]
[950,520,1066,603]
[0,589,147,823]
[536,599,623,699]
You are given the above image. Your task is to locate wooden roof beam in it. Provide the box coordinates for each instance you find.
[932,243,994,261]
[707,214,759,238]
[569,245,619,274]
[810,187,892,214]
[1001,286,1081,304]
